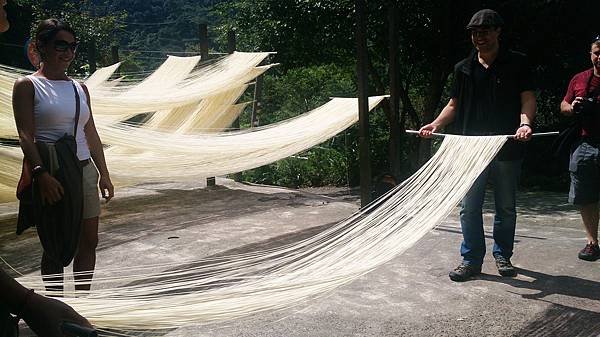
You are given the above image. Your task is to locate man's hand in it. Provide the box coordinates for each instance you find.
[570,96,585,115]
[23,292,92,337]
[418,123,439,138]
[514,124,533,142]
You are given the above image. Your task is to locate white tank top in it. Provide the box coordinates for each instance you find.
[27,75,91,160]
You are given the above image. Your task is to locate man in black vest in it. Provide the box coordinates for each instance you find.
[419,9,536,282]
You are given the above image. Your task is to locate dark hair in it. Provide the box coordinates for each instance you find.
[35,18,77,56]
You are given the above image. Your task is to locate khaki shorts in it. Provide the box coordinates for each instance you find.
[46,145,101,219]
[82,161,101,219]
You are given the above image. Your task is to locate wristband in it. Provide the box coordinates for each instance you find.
[32,165,47,178]
[519,123,533,129]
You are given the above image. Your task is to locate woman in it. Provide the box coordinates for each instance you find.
[12,18,114,292]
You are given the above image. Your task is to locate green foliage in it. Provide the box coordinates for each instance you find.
[238,63,359,187]
[100,0,226,69]
[240,146,350,187]
[256,64,356,125]
[6,0,125,75]
[213,0,355,70]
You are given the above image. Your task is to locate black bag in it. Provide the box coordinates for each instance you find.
[16,81,84,267]
[550,120,581,164]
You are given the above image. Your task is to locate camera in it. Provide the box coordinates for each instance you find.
[574,97,598,115]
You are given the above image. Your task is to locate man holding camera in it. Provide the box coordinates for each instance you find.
[560,36,600,261]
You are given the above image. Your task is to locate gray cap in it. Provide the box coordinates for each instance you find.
[466,9,504,29]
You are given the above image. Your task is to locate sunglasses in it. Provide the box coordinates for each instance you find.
[53,40,79,52]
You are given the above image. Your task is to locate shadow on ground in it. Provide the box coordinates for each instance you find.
[480,267,600,303]
[514,303,600,337]
[477,267,600,336]
[0,186,337,276]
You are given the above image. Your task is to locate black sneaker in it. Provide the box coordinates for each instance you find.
[494,255,517,277]
[449,263,481,282]
[578,243,600,261]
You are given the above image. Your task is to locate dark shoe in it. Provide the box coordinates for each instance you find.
[449,263,481,282]
[494,255,517,277]
[578,243,600,261]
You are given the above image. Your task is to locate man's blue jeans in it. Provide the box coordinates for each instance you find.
[459,159,522,266]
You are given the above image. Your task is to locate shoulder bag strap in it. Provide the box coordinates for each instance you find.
[71,81,80,137]
[585,71,600,98]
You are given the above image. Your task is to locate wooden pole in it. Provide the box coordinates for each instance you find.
[88,39,97,73]
[111,45,119,64]
[227,29,242,182]
[111,45,119,77]
[228,29,238,132]
[251,75,263,127]
[227,30,236,55]
[355,0,372,207]
[388,0,401,179]
[199,23,209,60]
[200,23,216,187]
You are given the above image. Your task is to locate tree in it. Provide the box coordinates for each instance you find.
[4,0,125,74]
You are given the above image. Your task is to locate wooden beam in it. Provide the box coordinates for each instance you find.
[228,29,238,133]
[228,29,242,182]
[251,75,263,127]
[388,0,401,178]
[227,30,236,55]
[199,23,216,187]
[199,23,209,60]
[111,45,119,64]
[355,0,372,207]
[111,45,119,77]
[88,40,97,73]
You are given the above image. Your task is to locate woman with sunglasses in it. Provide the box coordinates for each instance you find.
[12,18,114,294]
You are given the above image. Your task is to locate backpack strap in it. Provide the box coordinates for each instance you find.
[71,81,80,137]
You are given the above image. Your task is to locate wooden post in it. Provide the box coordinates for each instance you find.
[111,45,119,64]
[227,30,236,54]
[228,29,242,182]
[199,24,209,60]
[251,75,263,127]
[88,39,97,74]
[388,0,401,179]
[228,30,237,132]
[355,0,372,207]
[111,45,119,77]
[199,23,216,187]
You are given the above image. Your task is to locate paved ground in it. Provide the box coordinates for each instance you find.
[1,178,599,337]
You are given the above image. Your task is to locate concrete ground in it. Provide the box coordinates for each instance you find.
[1,178,599,337]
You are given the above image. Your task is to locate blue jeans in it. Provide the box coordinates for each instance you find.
[459,159,522,266]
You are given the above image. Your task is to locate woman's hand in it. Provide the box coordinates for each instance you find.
[37,172,64,205]
[23,292,93,337]
[99,174,114,202]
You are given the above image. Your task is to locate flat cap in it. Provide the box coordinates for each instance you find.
[466,9,504,29]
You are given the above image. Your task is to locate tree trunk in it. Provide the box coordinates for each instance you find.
[417,66,450,165]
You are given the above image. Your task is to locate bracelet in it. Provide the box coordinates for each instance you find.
[31,165,47,178]
[15,288,34,322]
[519,123,533,129]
